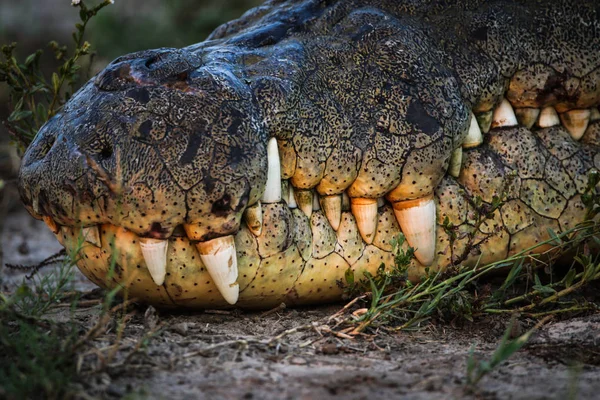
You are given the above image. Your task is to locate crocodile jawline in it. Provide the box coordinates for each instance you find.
[18,0,600,308]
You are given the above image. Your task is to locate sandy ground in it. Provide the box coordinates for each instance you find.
[2,204,600,399]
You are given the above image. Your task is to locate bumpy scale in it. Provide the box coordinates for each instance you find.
[19,0,600,309]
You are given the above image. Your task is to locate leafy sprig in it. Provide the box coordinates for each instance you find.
[0,0,114,151]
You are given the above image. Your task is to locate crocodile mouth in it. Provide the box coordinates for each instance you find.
[35,110,600,309]
[18,0,600,308]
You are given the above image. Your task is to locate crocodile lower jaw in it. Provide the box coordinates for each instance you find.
[41,94,600,308]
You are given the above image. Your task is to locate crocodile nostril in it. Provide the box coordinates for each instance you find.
[36,135,56,160]
[145,54,163,69]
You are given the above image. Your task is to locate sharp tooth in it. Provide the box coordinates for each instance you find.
[261,137,282,203]
[515,108,540,129]
[42,216,60,234]
[475,111,493,134]
[244,202,263,236]
[392,195,436,266]
[139,238,168,286]
[295,189,313,218]
[341,192,350,211]
[377,197,385,208]
[286,183,297,208]
[282,180,298,208]
[320,194,342,231]
[560,109,591,141]
[537,106,560,128]
[196,235,239,305]
[448,147,462,178]
[350,198,378,244]
[590,107,600,122]
[312,191,321,211]
[463,112,483,148]
[82,226,101,247]
[491,98,518,129]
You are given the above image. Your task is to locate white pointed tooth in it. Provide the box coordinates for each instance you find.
[537,106,560,128]
[139,238,168,286]
[196,235,239,305]
[491,98,518,129]
[475,111,493,134]
[350,198,378,244]
[321,194,342,231]
[244,202,262,236]
[590,107,600,122]
[560,109,591,141]
[295,189,313,218]
[463,112,483,148]
[341,192,350,211]
[392,195,436,266]
[448,147,462,178]
[312,191,321,211]
[261,137,282,203]
[515,108,540,129]
[286,183,297,208]
[82,226,101,247]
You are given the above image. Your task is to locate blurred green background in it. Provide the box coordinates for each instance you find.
[0,0,262,145]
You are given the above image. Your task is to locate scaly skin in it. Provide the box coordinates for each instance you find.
[18,0,600,308]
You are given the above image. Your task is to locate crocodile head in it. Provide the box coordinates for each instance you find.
[18,0,600,308]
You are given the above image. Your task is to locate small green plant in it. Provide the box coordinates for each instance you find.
[0,0,114,151]
[0,225,147,399]
[465,316,550,386]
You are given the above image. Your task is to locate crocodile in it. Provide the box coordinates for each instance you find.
[17,0,600,309]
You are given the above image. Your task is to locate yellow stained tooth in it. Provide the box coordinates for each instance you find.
[515,108,540,129]
[350,198,378,244]
[139,238,168,286]
[463,112,483,148]
[288,183,298,208]
[195,235,239,305]
[42,216,60,234]
[560,109,591,141]
[590,107,600,122]
[491,98,518,129]
[320,194,342,231]
[261,137,282,203]
[244,202,263,236]
[448,147,462,178]
[475,111,493,134]
[295,189,313,218]
[537,106,560,128]
[82,226,101,247]
[392,195,437,266]
[287,184,297,208]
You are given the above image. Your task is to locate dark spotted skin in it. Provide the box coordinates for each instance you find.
[17,0,600,308]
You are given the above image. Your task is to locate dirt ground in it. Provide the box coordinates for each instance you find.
[2,204,600,399]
